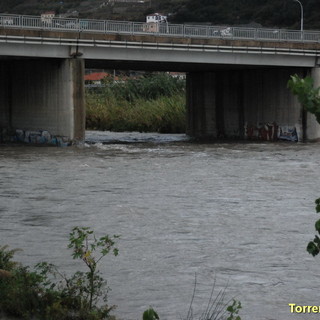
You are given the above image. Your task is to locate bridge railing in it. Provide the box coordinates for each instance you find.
[1,13,320,43]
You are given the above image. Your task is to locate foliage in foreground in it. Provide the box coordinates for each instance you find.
[143,307,160,320]
[142,276,241,320]
[294,74,320,257]
[307,198,320,257]
[1,230,241,320]
[0,227,119,320]
[86,73,186,133]
[184,275,241,320]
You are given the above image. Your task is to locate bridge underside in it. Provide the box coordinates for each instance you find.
[85,58,264,72]
[87,58,320,142]
[0,55,320,143]
[186,68,320,142]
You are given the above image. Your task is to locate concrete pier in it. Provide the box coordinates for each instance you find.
[186,68,320,142]
[0,58,85,145]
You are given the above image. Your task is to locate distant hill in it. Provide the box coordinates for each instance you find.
[172,0,320,30]
[1,0,319,30]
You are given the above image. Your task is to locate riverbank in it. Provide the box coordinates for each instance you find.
[85,73,186,133]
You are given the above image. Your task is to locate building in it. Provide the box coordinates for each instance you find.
[146,13,167,23]
[167,72,186,80]
[143,13,167,33]
[41,11,55,24]
[84,72,109,87]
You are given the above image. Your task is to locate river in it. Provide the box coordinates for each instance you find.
[1,130,320,320]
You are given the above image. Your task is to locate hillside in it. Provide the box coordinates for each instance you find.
[1,0,320,30]
[172,0,320,30]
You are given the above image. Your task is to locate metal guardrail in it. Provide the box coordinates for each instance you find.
[1,13,320,43]
[1,33,318,59]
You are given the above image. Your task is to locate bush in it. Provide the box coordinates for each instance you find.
[0,227,119,320]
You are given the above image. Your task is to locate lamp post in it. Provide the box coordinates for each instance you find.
[293,0,303,39]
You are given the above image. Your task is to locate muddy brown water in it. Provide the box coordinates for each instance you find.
[1,131,320,320]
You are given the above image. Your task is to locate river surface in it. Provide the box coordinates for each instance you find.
[1,131,320,320]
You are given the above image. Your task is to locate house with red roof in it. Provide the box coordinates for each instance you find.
[41,11,55,24]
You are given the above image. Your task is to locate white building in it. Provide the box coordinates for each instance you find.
[144,13,167,32]
[41,11,55,24]
[146,13,167,23]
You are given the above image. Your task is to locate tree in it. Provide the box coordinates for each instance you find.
[68,226,120,310]
[287,74,320,124]
[288,76,320,258]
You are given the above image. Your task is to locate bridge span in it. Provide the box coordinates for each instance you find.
[1,14,320,144]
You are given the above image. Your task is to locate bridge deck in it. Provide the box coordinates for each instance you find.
[1,21,320,71]
[1,27,320,51]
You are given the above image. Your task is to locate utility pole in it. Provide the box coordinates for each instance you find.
[293,0,303,39]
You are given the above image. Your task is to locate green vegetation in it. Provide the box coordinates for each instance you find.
[0,228,119,320]
[226,300,242,320]
[1,229,241,320]
[288,74,320,124]
[288,76,320,259]
[143,308,160,320]
[142,298,241,320]
[85,73,186,133]
[185,275,241,320]
[307,198,320,257]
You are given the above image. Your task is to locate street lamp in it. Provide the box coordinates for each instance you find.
[293,0,303,38]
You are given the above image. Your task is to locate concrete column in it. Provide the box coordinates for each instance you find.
[186,72,217,139]
[220,70,244,138]
[0,63,12,132]
[0,58,85,145]
[70,58,86,142]
[186,71,243,140]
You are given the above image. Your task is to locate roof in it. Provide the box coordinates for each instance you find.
[146,13,166,17]
[84,72,109,81]
[41,11,55,15]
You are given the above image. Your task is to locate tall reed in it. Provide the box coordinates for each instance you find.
[86,73,186,133]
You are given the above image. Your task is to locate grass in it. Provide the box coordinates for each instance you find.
[85,73,186,133]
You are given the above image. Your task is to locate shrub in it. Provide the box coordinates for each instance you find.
[0,227,119,320]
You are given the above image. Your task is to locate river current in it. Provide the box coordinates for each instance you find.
[1,131,320,320]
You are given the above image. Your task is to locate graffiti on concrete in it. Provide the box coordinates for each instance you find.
[278,126,299,142]
[245,122,298,142]
[0,128,71,146]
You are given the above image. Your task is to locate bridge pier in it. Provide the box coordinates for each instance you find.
[0,58,85,145]
[186,68,320,142]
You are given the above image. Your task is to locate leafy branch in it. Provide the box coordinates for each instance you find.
[307,198,320,257]
[287,74,320,124]
[68,227,120,309]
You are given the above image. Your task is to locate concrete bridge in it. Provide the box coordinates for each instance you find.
[1,14,320,144]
